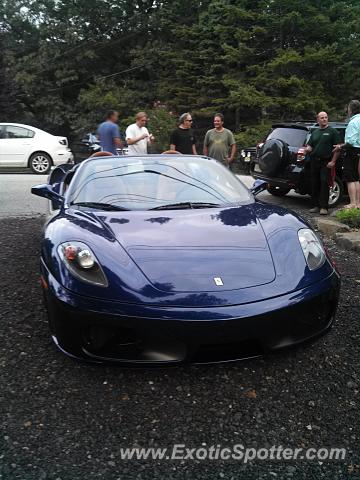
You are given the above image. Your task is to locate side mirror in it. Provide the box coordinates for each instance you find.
[31,184,64,209]
[250,179,267,196]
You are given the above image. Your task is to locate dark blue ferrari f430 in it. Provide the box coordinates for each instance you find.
[32,155,340,365]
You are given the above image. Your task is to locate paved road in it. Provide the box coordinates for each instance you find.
[0,173,48,218]
[0,172,358,480]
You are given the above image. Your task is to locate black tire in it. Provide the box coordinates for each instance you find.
[267,185,291,197]
[328,176,344,207]
[29,152,52,174]
[258,139,289,176]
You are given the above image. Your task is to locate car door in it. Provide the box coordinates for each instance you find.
[0,125,7,164]
[335,127,346,173]
[0,125,35,166]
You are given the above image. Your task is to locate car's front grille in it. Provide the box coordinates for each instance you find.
[81,325,187,363]
[192,339,263,364]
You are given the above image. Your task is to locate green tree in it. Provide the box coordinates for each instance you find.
[2,0,360,147]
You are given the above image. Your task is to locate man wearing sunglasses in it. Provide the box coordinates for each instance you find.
[169,113,197,154]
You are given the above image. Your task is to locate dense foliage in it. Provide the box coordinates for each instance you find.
[1,0,360,148]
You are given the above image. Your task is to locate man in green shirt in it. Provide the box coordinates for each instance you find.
[203,113,236,168]
[305,111,340,215]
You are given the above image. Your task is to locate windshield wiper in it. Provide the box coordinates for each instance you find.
[70,202,129,211]
[150,202,220,211]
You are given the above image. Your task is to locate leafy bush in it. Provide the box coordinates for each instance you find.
[234,123,272,149]
[336,208,360,228]
[147,109,177,153]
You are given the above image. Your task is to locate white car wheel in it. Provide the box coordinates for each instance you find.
[328,177,344,207]
[30,153,52,174]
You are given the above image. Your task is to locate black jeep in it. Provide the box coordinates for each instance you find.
[250,122,347,207]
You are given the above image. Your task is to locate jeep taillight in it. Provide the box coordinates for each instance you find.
[256,142,264,155]
[297,147,306,162]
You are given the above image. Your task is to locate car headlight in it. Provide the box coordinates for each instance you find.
[298,228,326,271]
[58,241,108,287]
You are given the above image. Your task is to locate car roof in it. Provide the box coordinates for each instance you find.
[0,122,45,133]
[271,121,348,131]
[271,123,312,131]
[327,122,348,128]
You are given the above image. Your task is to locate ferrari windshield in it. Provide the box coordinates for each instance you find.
[67,156,252,210]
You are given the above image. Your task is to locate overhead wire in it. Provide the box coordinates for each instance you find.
[14,10,166,98]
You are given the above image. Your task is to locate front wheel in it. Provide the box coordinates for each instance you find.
[328,176,344,207]
[29,153,52,174]
[267,185,291,197]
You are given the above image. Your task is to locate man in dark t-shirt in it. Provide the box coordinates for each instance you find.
[305,111,340,214]
[169,113,197,154]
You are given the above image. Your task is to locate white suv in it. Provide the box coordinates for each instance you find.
[0,123,73,174]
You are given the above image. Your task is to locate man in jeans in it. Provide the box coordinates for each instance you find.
[305,111,340,215]
[97,110,122,155]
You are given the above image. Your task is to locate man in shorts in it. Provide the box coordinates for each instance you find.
[333,100,360,208]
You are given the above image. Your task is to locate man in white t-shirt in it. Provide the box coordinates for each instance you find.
[126,112,154,155]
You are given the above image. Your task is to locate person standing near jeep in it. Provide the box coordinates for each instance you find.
[305,111,340,215]
[203,113,237,168]
[333,100,360,209]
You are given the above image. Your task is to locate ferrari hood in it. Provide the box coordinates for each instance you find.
[99,206,276,293]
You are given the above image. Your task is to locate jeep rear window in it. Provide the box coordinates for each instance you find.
[267,128,308,148]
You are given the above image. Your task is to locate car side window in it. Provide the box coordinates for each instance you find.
[5,126,35,139]
[336,128,345,143]
[0,126,6,139]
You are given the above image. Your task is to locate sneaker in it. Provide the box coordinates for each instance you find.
[309,207,319,213]
[320,208,328,215]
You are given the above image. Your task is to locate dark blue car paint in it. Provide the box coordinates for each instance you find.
[33,157,340,364]
[41,202,333,308]
[43,262,339,364]
[42,259,338,321]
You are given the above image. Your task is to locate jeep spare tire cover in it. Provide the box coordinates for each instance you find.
[258,139,288,176]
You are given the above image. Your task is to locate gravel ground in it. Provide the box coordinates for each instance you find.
[0,213,359,480]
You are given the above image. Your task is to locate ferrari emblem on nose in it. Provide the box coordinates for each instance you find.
[214,277,223,286]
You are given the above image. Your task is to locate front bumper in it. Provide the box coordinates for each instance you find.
[42,265,340,365]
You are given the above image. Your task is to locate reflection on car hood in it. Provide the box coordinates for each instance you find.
[99,205,276,293]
